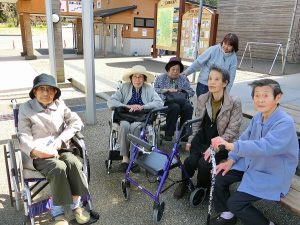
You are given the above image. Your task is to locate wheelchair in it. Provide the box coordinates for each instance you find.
[4,99,99,225]
[105,107,164,174]
[120,117,201,224]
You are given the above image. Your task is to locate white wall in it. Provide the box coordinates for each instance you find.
[122,38,153,56]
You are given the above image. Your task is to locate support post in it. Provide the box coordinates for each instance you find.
[82,0,96,124]
[192,0,203,82]
[45,0,56,76]
[176,0,185,58]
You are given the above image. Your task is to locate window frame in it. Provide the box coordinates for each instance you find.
[134,17,154,28]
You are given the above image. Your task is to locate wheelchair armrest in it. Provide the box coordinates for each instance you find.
[74,131,84,140]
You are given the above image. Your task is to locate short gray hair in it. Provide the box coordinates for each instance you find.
[249,79,283,98]
[209,65,230,85]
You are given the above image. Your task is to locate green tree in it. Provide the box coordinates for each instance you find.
[0,3,18,27]
[204,0,219,7]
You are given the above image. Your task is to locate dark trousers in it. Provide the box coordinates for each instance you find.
[183,148,228,188]
[164,101,193,137]
[214,169,270,225]
[196,82,209,97]
[182,132,228,188]
[33,152,89,206]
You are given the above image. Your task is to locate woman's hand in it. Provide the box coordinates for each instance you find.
[185,143,191,152]
[53,138,62,150]
[127,104,144,112]
[211,137,234,151]
[216,159,234,176]
[167,88,178,93]
[31,148,58,159]
[203,147,211,162]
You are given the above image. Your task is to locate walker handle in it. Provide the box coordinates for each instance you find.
[127,134,153,152]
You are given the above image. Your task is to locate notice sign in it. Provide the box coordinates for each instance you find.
[68,0,82,13]
[142,29,147,37]
[60,0,67,12]
[97,0,101,9]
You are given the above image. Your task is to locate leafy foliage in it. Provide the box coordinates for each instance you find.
[0,3,18,26]
[204,0,218,7]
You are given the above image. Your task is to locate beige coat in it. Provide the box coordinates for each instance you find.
[18,98,83,168]
[188,91,242,143]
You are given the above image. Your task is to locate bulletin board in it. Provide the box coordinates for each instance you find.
[180,7,214,60]
[156,0,180,51]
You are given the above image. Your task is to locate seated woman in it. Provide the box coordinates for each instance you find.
[107,65,163,173]
[154,57,195,141]
[18,74,91,225]
[173,65,242,199]
[209,79,299,225]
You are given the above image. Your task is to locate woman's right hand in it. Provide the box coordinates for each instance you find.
[203,147,211,162]
[185,143,191,152]
[31,148,58,159]
[167,88,178,93]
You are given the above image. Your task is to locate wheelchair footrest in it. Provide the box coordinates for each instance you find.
[108,150,122,161]
[135,151,179,176]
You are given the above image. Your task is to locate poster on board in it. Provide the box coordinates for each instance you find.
[156,0,180,51]
[180,7,213,60]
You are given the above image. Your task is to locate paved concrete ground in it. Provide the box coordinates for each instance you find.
[0,49,300,224]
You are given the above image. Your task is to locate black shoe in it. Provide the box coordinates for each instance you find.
[210,215,237,225]
[164,135,172,141]
[173,183,188,199]
[119,162,129,173]
[131,164,141,173]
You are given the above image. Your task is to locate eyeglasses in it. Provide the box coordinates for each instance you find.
[36,86,56,93]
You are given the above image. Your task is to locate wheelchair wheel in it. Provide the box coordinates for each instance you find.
[153,201,165,224]
[121,179,130,200]
[189,187,206,207]
[7,141,22,211]
[86,155,91,184]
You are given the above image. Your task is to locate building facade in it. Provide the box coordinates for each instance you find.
[93,0,157,56]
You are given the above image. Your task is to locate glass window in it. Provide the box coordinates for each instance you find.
[134,18,145,27]
[145,19,154,28]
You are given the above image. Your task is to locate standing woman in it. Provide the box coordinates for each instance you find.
[182,33,239,97]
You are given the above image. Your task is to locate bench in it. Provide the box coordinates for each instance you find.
[243,104,300,217]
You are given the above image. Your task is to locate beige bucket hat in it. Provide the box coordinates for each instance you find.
[122,65,155,83]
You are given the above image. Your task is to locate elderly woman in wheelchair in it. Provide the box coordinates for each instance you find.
[173,65,243,204]
[18,74,91,225]
[154,57,195,142]
[107,65,163,173]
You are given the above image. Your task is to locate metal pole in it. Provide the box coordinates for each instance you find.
[45,0,56,77]
[192,0,203,83]
[282,0,298,74]
[82,0,96,124]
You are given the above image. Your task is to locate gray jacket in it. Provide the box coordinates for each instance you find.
[107,82,164,110]
[188,91,242,143]
[18,98,83,168]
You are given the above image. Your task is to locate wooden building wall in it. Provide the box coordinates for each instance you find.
[216,0,300,63]
[93,0,156,39]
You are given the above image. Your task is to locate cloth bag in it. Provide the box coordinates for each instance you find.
[113,107,151,123]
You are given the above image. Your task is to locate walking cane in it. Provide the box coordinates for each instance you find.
[206,146,217,225]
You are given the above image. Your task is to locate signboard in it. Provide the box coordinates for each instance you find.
[68,0,82,13]
[60,0,82,13]
[97,0,101,9]
[156,0,180,51]
[180,7,213,60]
[60,0,67,12]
